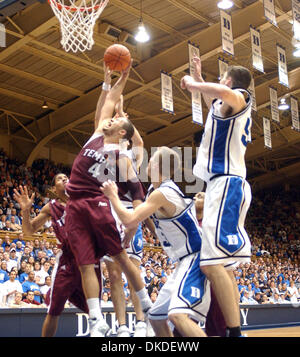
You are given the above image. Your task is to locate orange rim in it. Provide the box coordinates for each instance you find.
[48,0,102,12]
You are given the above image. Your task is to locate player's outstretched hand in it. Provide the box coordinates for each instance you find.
[121,58,133,77]
[103,62,112,85]
[13,185,35,212]
[180,75,193,90]
[100,180,118,198]
[192,56,202,81]
[122,226,138,249]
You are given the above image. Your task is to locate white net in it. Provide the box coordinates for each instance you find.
[49,0,109,53]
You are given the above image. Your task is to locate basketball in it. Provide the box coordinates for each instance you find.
[104,44,131,72]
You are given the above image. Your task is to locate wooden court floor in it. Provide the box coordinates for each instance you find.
[244,326,300,337]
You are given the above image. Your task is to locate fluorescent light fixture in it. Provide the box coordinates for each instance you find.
[135,21,150,43]
[217,0,234,10]
[42,101,48,109]
[278,98,289,111]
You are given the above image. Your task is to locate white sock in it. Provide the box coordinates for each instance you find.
[136,288,152,310]
[87,298,103,320]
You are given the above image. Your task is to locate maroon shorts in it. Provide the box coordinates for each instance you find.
[46,252,102,316]
[65,195,124,266]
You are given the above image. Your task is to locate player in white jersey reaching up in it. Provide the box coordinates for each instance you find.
[181,57,253,337]
[101,147,210,337]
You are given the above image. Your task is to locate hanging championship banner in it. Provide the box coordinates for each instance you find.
[263,117,272,150]
[248,78,257,112]
[188,41,200,78]
[218,57,229,80]
[277,44,289,88]
[292,0,300,41]
[0,23,5,48]
[269,87,280,123]
[263,0,277,27]
[220,10,234,56]
[161,71,174,114]
[250,26,264,73]
[191,90,203,126]
[291,96,300,132]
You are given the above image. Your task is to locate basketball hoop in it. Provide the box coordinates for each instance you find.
[48,0,109,53]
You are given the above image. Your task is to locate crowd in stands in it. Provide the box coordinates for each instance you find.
[0,147,299,309]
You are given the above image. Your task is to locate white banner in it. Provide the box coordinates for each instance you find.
[263,117,272,150]
[191,91,203,126]
[292,0,300,41]
[218,57,229,80]
[291,96,300,132]
[220,10,234,56]
[188,42,200,78]
[248,78,257,112]
[263,0,277,26]
[269,87,280,123]
[161,71,174,114]
[250,26,264,73]
[277,44,289,88]
[0,23,5,48]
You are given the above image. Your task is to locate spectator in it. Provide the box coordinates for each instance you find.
[0,215,6,229]
[101,291,114,308]
[35,261,50,286]
[9,216,22,232]
[40,276,51,302]
[143,268,153,288]
[2,270,23,306]
[23,290,44,307]
[147,275,160,297]
[22,271,42,304]
[19,263,32,284]
[240,291,258,304]
[7,248,19,273]
[287,280,299,303]
[150,291,158,304]
[9,291,27,308]
[0,262,9,283]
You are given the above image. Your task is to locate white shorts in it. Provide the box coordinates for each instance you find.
[200,175,252,266]
[149,253,211,323]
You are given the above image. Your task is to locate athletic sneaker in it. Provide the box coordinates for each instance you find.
[134,321,147,337]
[117,325,131,337]
[89,318,112,337]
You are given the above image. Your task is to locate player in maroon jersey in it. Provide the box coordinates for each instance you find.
[64,61,152,337]
[13,174,102,337]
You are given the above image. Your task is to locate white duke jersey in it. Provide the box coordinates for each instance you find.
[193,88,252,182]
[148,180,202,262]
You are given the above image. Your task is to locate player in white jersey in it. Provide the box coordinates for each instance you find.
[101,147,210,337]
[181,57,253,337]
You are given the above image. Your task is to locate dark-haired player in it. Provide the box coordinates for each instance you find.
[64,61,151,337]
[181,57,253,337]
[14,174,102,337]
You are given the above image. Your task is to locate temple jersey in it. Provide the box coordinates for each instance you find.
[49,199,74,259]
[66,132,143,203]
[149,180,202,262]
[193,88,252,182]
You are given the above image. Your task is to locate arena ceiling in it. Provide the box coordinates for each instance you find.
[0,0,299,192]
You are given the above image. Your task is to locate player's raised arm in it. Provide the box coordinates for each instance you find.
[115,95,144,172]
[13,186,51,235]
[94,64,112,131]
[96,61,132,134]
[191,57,214,110]
[181,75,246,115]
[100,180,165,228]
